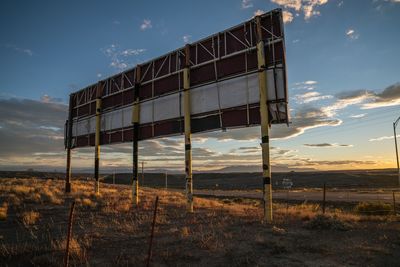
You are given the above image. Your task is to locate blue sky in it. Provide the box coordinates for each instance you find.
[0,0,400,172]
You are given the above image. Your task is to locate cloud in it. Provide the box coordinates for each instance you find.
[362,83,400,109]
[282,10,294,23]
[241,0,253,9]
[322,90,373,117]
[346,28,359,40]
[3,44,33,56]
[329,83,400,111]
[303,143,353,148]
[0,97,67,162]
[292,80,318,90]
[369,135,400,142]
[254,9,265,16]
[349,113,366,119]
[101,44,146,71]
[270,0,329,20]
[183,35,191,43]
[294,91,333,103]
[40,94,63,104]
[140,19,152,30]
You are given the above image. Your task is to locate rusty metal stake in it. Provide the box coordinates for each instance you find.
[64,201,76,267]
[146,196,159,267]
[322,183,326,214]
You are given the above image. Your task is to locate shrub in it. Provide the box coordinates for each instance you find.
[304,214,351,231]
[0,202,8,221]
[354,202,392,216]
[21,211,40,226]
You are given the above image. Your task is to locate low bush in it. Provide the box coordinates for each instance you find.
[354,202,392,215]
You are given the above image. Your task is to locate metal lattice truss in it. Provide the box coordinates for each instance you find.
[66,9,288,148]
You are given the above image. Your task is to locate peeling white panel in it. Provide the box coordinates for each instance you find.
[154,93,180,121]
[122,106,132,127]
[246,73,259,104]
[140,101,153,124]
[220,76,248,109]
[191,84,219,114]
[71,71,287,138]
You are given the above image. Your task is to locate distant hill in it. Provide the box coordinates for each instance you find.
[1,169,397,190]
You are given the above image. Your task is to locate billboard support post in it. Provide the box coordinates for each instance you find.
[256,16,273,223]
[132,66,141,206]
[65,95,73,193]
[184,44,193,213]
[94,83,102,194]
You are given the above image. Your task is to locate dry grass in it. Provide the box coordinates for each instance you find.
[52,237,83,259]
[0,177,399,266]
[355,201,393,215]
[20,210,40,226]
[0,202,8,221]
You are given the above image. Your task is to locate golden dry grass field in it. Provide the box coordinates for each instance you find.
[0,178,400,266]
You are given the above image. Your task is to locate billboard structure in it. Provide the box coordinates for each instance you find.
[65,9,288,222]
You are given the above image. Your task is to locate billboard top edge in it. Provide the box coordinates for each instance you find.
[69,8,283,97]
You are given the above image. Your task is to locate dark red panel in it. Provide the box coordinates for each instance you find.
[197,38,214,64]
[249,105,261,125]
[222,108,248,128]
[111,131,122,143]
[124,69,135,89]
[139,83,152,100]
[123,128,133,142]
[154,74,179,95]
[217,53,246,78]
[123,89,134,105]
[226,27,247,55]
[192,114,220,133]
[139,124,153,140]
[76,135,89,147]
[154,120,181,137]
[77,104,90,117]
[191,63,215,87]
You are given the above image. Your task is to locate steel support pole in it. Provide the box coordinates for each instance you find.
[65,95,74,193]
[184,44,193,212]
[132,66,141,206]
[256,16,273,223]
[94,97,102,194]
[394,119,400,187]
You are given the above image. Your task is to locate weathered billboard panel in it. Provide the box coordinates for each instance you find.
[66,8,288,148]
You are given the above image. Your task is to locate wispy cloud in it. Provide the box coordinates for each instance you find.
[346,28,359,40]
[101,44,146,71]
[270,0,329,21]
[304,143,353,148]
[241,0,253,9]
[140,19,152,30]
[183,35,191,43]
[349,113,366,119]
[369,135,400,142]
[282,10,294,23]
[294,91,333,103]
[254,9,265,16]
[292,80,318,90]
[3,44,33,56]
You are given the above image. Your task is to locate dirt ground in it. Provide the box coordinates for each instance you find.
[0,178,399,266]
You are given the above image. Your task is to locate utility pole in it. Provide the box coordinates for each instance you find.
[113,169,115,185]
[394,116,400,187]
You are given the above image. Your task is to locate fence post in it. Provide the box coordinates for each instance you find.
[146,196,159,267]
[64,201,76,267]
[393,191,396,215]
[322,183,326,214]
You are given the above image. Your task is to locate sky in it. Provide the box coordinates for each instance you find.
[0,0,400,173]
